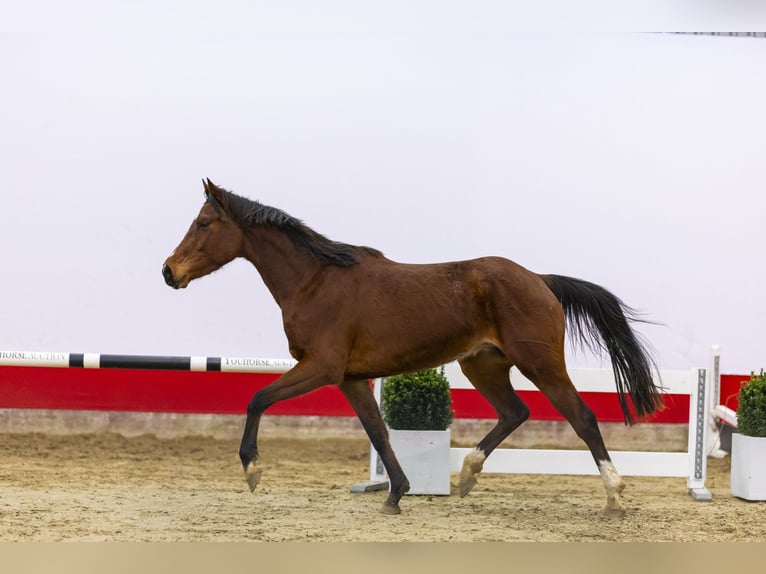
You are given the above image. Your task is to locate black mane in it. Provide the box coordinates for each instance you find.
[213,188,384,267]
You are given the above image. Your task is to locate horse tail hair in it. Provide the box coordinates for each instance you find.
[542,274,663,425]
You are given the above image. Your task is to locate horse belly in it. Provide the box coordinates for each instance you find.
[344,308,492,378]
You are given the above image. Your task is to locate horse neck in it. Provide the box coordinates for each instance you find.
[241,225,322,307]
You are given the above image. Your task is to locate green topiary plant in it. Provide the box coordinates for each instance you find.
[381,367,454,431]
[738,369,766,438]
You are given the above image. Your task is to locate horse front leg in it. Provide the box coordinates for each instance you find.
[239,410,265,491]
[239,361,342,492]
[339,379,410,515]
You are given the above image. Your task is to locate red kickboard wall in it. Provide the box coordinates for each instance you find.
[0,366,750,423]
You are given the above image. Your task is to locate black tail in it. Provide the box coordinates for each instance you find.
[542,274,663,425]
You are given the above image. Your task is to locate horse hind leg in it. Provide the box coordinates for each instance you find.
[457,349,530,497]
[513,351,626,515]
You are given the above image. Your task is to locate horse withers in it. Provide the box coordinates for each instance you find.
[162,179,663,515]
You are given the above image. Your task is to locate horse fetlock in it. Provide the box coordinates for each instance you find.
[598,460,624,492]
[459,448,486,497]
[391,481,410,501]
[599,460,626,515]
[379,477,410,515]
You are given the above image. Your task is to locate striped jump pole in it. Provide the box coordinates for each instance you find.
[0,350,297,374]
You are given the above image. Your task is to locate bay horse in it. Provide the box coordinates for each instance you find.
[162,179,663,515]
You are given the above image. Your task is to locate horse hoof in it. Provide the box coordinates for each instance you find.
[380,502,401,515]
[245,462,262,492]
[459,475,477,498]
[604,507,626,518]
[603,504,626,518]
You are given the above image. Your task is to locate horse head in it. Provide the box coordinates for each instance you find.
[162,179,245,289]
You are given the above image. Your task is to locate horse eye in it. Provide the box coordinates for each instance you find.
[196,220,210,229]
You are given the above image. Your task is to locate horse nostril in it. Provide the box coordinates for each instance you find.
[162,264,174,286]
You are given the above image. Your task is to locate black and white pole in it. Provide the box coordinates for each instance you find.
[0,350,297,374]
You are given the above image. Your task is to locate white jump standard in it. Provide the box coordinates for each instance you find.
[361,364,716,503]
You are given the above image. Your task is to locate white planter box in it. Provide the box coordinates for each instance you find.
[731,433,766,500]
[389,429,451,495]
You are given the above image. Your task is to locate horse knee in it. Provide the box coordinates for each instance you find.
[516,403,531,425]
[247,390,270,416]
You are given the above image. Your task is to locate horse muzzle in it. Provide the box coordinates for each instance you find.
[162,263,187,289]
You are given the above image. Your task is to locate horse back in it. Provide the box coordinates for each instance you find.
[284,255,559,377]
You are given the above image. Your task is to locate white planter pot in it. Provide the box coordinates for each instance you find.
[731,433,766,500]
[389,429,451,495]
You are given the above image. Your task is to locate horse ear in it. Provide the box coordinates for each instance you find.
[203,178,225,210]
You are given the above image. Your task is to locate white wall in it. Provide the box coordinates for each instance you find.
[2,2,765,373]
